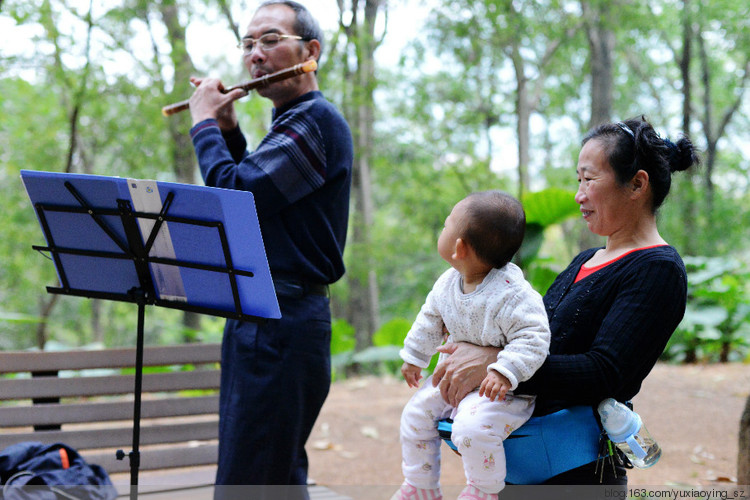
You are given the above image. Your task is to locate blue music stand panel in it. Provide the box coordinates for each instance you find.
[21,170,281,320]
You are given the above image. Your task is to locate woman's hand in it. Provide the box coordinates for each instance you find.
[432,342,501,406]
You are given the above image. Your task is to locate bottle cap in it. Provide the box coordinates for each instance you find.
[597,398,642,443]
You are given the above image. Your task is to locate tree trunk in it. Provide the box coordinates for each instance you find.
[582,0,614,129]
[36,294,59,350]
[677,0,699,257]
[579,0,614,251]
[160,1,197,186]
[696,27,750,247]
[34,0,95,348]
[739,395,750,485]
[34,100,84,349]
[506,3,574,199]
[513,51,531,199]
[159,0,200,340]
[697,31,715,211]
[680,0,693,138]
[339,0,384,351]
[91,300,102,344]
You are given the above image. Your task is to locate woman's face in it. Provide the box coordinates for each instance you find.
[575,139,633,237]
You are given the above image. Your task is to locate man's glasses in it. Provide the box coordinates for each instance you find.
[238,33,304,55]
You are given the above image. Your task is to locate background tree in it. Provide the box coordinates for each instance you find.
[694,0,750,217]
[156,0,202,338]
[1,0,749,368]
[740,395,750,485]
[336,0,387,352]
[18,0,98,347]
[582,0,614,128]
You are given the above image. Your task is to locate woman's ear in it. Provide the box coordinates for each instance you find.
[631,170,650,198]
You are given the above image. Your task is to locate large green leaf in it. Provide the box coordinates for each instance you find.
[517,189,578,266]
[351,345,403,364]
[522,188,579,227]
[372,318,412,347]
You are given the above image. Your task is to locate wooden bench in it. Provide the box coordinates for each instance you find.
[0,343,351,499]
[0,343,222,492]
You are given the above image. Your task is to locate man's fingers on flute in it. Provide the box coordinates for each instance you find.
[228,88,248,100]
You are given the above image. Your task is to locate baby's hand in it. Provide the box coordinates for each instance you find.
[479,370,511,402]
[401,362,423,388]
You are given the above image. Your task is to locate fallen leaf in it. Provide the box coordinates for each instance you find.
[312,439,333,450]
[319,422,330,438]
[361,426,379,439]
[713,476,735,483]
[349,379,370,391]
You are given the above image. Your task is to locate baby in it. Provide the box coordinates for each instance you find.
[391,191,550,500]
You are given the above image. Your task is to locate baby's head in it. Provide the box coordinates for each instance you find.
[440,191,526,269]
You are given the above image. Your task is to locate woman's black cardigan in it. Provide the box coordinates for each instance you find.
[517,245,687,416]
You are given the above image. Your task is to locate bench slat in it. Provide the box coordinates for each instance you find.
[90,443,219,474]
[0,420,218,451]
[0,344,221,374]
[0,395,219,427]
[0,370,220,400]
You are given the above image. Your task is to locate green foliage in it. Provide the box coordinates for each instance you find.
[368,130,502,322]
[330,318,355,380]
[370,317,413,374]
[331,318,412,378]
[331,318,356,355]
[0,78,67,349]
[518,187,579,255]
[372,318,411,347]
[664,256,750,363]
[518,188,580,292]
[2,0,750,369]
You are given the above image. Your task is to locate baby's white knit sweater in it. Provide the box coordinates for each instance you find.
[400,263,550,390]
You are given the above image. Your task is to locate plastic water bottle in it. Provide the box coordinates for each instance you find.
[597,398,661,468]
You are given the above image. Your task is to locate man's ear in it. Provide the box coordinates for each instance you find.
[305,39,321,62]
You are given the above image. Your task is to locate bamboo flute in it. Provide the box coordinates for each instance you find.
[161,59,317,117]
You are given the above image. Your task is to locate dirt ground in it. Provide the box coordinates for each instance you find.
[306,362,749,494]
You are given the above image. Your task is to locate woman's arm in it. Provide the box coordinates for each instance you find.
[432,342,500,406]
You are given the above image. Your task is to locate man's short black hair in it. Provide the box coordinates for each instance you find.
[258,1,324,57]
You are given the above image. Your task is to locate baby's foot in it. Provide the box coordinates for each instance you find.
[389,482,443,500]
[456,484,498,500]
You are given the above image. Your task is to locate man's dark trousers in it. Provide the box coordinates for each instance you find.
[214,288,331,496]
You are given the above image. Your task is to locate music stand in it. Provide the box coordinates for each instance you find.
[21,170,280,499]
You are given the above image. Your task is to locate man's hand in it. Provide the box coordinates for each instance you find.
[401,362,423,389]
[188,77,246,130]
[479,370,511,402]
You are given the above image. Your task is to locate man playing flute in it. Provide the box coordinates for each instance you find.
[187,1,353,497]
